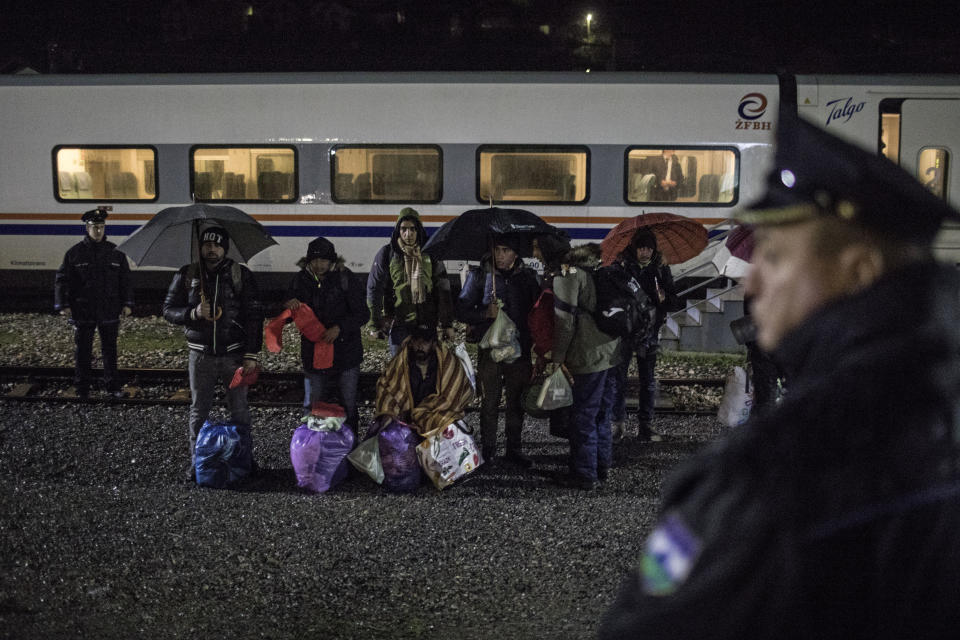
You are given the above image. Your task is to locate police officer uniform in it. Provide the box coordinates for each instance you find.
[600,113,960,638]
[54,207,134,398]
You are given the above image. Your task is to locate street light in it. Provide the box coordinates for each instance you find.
[586,13,593,39]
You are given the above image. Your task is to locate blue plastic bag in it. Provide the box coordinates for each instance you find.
[290,417,355,493]
[194,421,253,488]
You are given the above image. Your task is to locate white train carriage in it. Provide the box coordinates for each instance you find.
[0,71,957,300]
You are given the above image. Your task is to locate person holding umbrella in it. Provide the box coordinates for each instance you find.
[609,228,683,442]
[54,206,134,399]
[366,207,455,355]
[163,225,264,482]
[455,233,541,467]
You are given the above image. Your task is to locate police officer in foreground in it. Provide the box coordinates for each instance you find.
[54,207,134,399]
[600,112,960,638]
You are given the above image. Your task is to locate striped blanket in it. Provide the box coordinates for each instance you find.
[375,340,475,436]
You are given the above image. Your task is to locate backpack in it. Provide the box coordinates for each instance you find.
[527,287,555,356]
[591,265,653,340]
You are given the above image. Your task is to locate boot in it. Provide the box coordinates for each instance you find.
[505,449,533,469]
[636,422,663,442]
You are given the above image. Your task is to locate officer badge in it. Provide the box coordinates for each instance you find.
[640,511,702,596]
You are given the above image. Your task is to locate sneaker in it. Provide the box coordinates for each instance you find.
[637,423,663,442]
[505,450,533,469]
[555,473,599,491]
[109,389,128,401]
[611,421,625,444]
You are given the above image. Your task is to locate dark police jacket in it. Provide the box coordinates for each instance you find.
[54,236,134,323]
[284,263,369,373]
[600,261,960,639]
[163,258,263,359]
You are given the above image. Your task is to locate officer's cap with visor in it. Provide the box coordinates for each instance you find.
[81,207,109,225]
[737,111,960,246]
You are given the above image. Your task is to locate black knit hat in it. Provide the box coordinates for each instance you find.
[199,226,230,252]
[630,228,658,251]
[306,236,337,261]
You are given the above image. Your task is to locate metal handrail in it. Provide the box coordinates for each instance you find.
[669,280,743,318]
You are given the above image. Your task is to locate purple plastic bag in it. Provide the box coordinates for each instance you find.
[289,422,355,493]
[377,419,422,493]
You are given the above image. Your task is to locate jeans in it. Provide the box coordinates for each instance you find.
[304,366,361,432]
[568,367,617,481]
[188,349,250,464]
[477,349,531,456]
[73,320,120,392]
[612,345,659,426]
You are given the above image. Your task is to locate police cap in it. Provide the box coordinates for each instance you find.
[739,112,960,246]
[81,207,109,224]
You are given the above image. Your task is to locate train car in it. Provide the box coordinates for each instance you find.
[0,72,957,305]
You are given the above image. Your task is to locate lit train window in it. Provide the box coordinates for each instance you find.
[477,146,588,204]
[53,146,158,202]
[191,146,297,203]
[330,145,442,204]
[917,148,949,199]
[624,147,739,205]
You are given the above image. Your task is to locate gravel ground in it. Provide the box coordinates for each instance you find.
[0,398,728,640]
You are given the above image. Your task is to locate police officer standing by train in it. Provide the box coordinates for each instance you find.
[600,112,960,638]
[54,206,134,399]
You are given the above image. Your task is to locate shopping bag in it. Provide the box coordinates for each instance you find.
[290,409,355,493]
[479,300,521,363]
[376,419,422,493]
[717,366,753,427]
[194,421,253,489]
[537,366,573,410]
[347,434,384,485]
[453,343,477,392]
[417,421,483,490]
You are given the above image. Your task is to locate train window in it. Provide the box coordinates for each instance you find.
[624,147,739,205]
[53,146,158,202]
[477,146,588,204]
[330,145,442,204]
[917,148,949,199]
[191,146,297,203]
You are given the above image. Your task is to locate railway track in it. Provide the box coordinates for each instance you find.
[0,366,724,414]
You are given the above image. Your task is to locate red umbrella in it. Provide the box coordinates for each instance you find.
[600,213,708,266]
[725,224,755,262]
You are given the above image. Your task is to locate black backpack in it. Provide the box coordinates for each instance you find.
[591,265,654,340]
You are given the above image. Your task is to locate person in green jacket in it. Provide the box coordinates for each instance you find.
[539,240,622,490]
[366,207,455,355]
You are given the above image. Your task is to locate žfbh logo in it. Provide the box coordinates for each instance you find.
[738,93,768,120]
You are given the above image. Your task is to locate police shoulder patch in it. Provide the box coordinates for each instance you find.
[640,511,702,596]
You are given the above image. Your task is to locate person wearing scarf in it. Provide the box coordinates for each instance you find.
[367,207,454,355]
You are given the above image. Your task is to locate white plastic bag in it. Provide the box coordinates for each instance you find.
[453,343,477,392]
[479,301,521,363]
[347,434,385,484]
[537,366,573,410]
[717,366,753,427]
[416,421,483,490]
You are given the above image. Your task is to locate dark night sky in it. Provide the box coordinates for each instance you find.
[2,1,959,75]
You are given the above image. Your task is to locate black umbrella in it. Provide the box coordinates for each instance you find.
[117,203,277,268]
[422,207,560,261]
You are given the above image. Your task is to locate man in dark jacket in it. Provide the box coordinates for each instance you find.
[283,236,369,431]
[456,234,540,466]
[163,226,263,481]
[600,113,960,638]
[650,149,684,201]
[54,207,134,399]
[367,207,454,355]
[610,228,682,442]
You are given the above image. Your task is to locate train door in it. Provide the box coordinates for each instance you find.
[882,99,960,264]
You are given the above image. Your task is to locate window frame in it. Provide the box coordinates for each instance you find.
[475,144,591,206]
[622,145,741,207]
[52,144,159,203]
[189,144,299,204]
[329,143,443,205]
